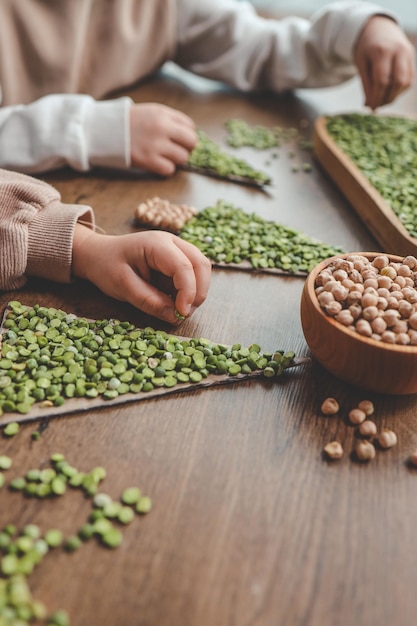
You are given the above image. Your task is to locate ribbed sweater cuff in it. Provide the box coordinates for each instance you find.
[27,203,94,283]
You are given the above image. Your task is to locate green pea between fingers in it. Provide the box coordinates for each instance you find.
[0,302,298,416]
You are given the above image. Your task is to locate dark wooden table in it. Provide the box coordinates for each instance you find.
[1,63,417,626]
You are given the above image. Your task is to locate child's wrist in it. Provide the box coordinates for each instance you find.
[72,223,98,281]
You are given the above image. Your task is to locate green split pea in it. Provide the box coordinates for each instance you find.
[0,301,297,416]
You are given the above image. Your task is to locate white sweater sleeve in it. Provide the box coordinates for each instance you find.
[175,0,397,91]
[0,94,132,174]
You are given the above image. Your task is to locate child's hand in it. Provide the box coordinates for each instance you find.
[130,103,197,176]
[72,226,211,324]
[354,16,415,110]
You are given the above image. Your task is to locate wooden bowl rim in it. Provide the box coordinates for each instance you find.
[305,252,417,355]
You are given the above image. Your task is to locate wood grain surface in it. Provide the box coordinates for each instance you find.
[1,59,417,626]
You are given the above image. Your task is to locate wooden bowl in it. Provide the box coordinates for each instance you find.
[300,252,417,395]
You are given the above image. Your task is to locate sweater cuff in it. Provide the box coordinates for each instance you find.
[331,3,397,63]
[83,97,132,169]
[27,203,94,283]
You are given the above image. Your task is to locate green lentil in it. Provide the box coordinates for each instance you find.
[78,524,95,541]
[187,129,271,186]
[44,529,64,548]
[326,114,417,238]
[121,486,141,506]
[0,455,12,470]
[117,507,135,525]
[101,528,123,549]
[47,609,70,626]
[180,201,343,273]
[63,535,82,553]
[3,422,20,437]
[136,496,152,515]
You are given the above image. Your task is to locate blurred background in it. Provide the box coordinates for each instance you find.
[251,0,417,33]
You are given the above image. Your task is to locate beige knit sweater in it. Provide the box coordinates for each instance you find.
[0,169,93,290]
[0,0,394,173]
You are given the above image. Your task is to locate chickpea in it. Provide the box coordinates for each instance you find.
[372,255,389,270]
[377,428,397,449]
[361,292,378,308]
[396,332,411,345]
[357,400,374,416]
[335,310,354,326]
[358,420,377,437]
[403,256,417,269]
[371,316,387,334]
[325,301,343,316]
[323,441,344,460]
[355,319,372,337]
[317,291,335,307]
[408,450,417,466]
[355,440,376,462]
[321,397,340,415]
[349,408,367,425]
[381,265,397,280]
[362,306,379,321]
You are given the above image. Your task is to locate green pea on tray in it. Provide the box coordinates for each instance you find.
[326,113,417,239]
[0,301,300,418]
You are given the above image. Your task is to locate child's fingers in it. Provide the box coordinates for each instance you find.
[171,238,212,315]
[383,52,415,106]
[123,272,180,324]
[365,54,393,110]
[145,235,210,317]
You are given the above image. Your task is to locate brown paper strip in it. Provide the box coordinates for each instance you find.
[0,305,309,426]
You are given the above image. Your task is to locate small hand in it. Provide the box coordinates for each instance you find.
[130,103,198,176]
[354,16,415,110]
[72,226,211,324]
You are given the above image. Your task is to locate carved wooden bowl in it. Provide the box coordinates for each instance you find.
[300,253,417,395]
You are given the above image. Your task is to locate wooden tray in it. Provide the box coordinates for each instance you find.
[313,115,417,257]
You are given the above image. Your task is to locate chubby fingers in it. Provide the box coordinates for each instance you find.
[362,50,414,110]
[134,232,211,323]
[170,237,212,317]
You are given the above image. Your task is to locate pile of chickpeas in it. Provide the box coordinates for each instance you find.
[315,254,417,345]
[135,196,197,232]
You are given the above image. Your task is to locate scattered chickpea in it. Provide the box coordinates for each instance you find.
[348,408,367,425]
[377,428,397,449]
[321,398,340,415]
[323,441,344,460]
[358,420,377,438]
[355,440,376,462]
[408,450,417,467]
[357,400,374,416]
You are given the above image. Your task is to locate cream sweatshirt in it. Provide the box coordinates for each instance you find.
[0,0,395,174]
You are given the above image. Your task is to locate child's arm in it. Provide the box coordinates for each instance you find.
[176,0,414,107]
[0,94,132,174]
[0,168,211,323]
[71,227,211,325]
[0,94,197,178]
[0,168,94,290]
